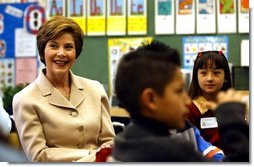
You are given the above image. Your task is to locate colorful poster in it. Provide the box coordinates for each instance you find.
[127,0,147,35]
[0,0,20,3]
[108,37,152,96]
[0,3,41,88]
[0,3,27,58]
[67,0,86,34]
[182,36,229,69]
[238,0,249,33]
[196,0,216,34]
[87,0,106,36]
[217,0,237,33]
[0,59,15,90]
[106,0,126,36]
[0,3,41,58]
[47,0,65,18]
[176,0,195,34]
[155,0,174,34]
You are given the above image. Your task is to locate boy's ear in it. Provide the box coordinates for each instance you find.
[140,88,157,111]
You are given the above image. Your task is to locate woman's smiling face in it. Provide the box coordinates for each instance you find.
[44,33,76,78]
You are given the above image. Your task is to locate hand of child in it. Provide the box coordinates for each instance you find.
[205,89,244,111]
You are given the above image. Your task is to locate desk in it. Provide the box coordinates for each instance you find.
[110,107,130,134]
[111,107,130,117]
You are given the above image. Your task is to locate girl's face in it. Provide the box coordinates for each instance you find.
[197,61,225,98]
[44,33,76,79]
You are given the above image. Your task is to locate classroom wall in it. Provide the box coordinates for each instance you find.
[71,0,249,92]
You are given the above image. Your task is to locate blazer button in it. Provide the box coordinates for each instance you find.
[78,126,84,132]
[70,111,78,117]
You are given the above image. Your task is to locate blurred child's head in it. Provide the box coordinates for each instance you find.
[114,40,190,129]
[188,51,232,99]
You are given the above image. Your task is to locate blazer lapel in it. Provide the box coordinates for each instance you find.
[69,72,85,108]
[36,69,79,109]
[70,85,85,108]
[49,88,76,109]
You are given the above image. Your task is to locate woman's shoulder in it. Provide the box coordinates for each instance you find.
[14,82,37,98]
[74,75,104,89]
[77,76,100,84]
[12,82,40,108]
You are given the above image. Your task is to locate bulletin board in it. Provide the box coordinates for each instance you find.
[0,1,249,96]
[0,2,45,91]
[108,37,152,96]
[71,0,249,94]
[182,36,229,69]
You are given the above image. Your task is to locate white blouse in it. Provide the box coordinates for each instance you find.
[0,97,11,136]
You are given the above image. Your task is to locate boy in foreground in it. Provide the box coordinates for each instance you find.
[111,40,248,162]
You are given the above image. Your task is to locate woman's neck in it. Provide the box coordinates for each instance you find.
[45,70,70,89]
[44,69,71,99]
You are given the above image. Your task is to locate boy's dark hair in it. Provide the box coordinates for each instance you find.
[188,51,232,99]
[114,40,181,118]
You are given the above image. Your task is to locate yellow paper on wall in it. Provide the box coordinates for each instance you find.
[128,16,147,35]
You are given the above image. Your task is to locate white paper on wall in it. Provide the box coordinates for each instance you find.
[241,39,249,66]
[217,0,237,33]
[155,0,175,34]
[15,28,36,57]
[238,0,249,33]
[176,0,195,34]
[196,0,216,34]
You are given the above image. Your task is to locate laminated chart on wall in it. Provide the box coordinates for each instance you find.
[182,36,229,69]
[127,0,147,35]
[87,0,106,36]
[196,0,216,34]
[67,0,86,34]
[46,0,66,19]
[0,2,45,89]
[176,0,195,34]
[155,0,175,35]
[106,0,126,36]
[217,0,236,33]
[240,39,249,66]
[108,37,152,96]
[238,0,249,33]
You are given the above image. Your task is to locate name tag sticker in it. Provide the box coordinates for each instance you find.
[200,117,218,129]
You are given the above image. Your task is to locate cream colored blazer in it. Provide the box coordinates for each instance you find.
[13,69,115,162]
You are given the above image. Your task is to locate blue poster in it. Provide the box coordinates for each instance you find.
[0,3,35,59]
[0,3,45,88]
[182,36,229,69]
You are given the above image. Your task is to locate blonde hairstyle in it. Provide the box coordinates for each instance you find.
[37,16,84,65]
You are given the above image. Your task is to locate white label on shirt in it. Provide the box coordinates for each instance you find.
[200,117,218,129]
